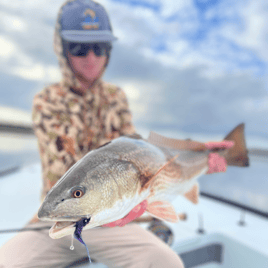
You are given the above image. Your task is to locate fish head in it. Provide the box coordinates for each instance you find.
[38,154,141,239]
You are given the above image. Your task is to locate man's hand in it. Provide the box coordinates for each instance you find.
[205,141,234,174]
[102,200,148,227]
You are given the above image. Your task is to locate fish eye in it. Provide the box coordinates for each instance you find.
[72,189,84,198]
[70,186,86,198]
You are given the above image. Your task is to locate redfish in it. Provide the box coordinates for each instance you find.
[38,124,249,240]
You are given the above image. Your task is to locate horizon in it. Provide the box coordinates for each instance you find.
[0,104,267,151]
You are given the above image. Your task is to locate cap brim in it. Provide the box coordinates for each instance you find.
[61,30,118,43]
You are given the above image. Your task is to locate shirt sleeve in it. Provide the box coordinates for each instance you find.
[32,93,81,202]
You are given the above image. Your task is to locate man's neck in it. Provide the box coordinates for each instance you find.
[73,75,98,95]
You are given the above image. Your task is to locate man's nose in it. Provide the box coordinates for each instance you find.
[85,50,98,61]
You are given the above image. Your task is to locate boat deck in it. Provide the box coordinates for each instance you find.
[0,163,267,267]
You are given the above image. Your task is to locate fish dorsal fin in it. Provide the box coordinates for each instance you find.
[146,200,179,222]
[184,183,199,204]
[124,133,143,140]
[148,131,207,151]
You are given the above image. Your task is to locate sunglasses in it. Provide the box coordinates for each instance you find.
[68,42,111,57]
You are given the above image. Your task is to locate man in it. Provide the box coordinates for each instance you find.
[0,0,185,267]
[0,0,230,267]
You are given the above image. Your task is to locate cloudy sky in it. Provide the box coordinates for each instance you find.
[0,0,267,144]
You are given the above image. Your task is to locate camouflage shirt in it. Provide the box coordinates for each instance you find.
[33,82,135,203]
[30,0,136,223]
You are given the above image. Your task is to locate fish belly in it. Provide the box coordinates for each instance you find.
[84,186,151,229]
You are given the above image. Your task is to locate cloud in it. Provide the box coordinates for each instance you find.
[12,64,61,82]
[0,34,60,82]
[0,11,28,32]
[106,42,267,135]
[0,0,60,19]
[0,35,16,60]
[219,0,268,61]
[242,96,268,113]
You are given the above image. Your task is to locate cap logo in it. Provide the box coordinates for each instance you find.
[82,8,99,30]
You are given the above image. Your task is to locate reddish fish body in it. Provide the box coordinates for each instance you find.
[38,124,249,239]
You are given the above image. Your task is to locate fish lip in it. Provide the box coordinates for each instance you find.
[51,215,91,229]
[49,221,76,238]
[39,215,85,222]
[49,216,91,239]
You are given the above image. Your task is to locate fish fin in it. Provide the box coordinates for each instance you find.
[146,200,179,222]
[124,133,143,139]
[184,183,199,204]
[224,123,249,167]
[142,154,179,190]
[148,131,207,151]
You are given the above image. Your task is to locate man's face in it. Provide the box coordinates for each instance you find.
[67,43,108,82]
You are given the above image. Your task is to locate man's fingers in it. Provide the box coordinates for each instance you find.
[205,141,234,150]
[102,200,148,227]
[207,153,227,174]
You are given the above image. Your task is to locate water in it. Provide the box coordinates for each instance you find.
[0,132,39,173]
[199,156,268,214]
[0,151,39,173]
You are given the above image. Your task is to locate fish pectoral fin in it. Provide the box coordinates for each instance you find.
[146,200,179,223]
[148,131,207,151]
[184,183,199,204]
[142,154,180,191]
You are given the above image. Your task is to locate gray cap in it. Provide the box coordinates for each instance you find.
[60,0,118,43]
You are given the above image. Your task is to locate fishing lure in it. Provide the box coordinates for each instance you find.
[74,218,92,264]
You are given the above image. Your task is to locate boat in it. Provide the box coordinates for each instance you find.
[0,125,267,268]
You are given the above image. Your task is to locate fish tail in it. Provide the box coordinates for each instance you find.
[223,123,249,167]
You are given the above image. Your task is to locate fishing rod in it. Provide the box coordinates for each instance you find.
[200,191,268,219]
[0,214,187,234]
[0,226,51,234]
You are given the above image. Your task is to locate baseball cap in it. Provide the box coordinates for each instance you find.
[60,0,118,43]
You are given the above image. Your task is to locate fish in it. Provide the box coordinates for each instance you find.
[38,123,249,241]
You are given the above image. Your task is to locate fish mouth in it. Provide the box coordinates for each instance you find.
[49,216,91,239]
[49,221,77,239]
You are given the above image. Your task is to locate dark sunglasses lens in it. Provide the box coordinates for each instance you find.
[68,43,109,57]
[93,43,108,56]
[68,43,87,56]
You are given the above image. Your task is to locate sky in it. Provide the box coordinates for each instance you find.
[0,0,268,144]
